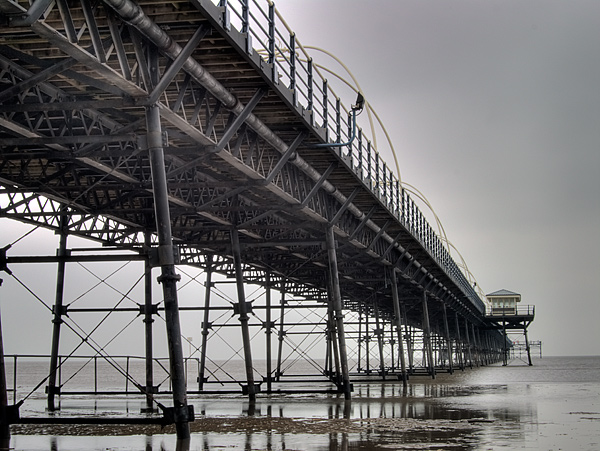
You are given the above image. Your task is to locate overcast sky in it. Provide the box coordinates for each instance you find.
[1,0,598,358]
[273,0,600,356]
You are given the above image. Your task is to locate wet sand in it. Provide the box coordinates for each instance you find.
[8,356,600,450]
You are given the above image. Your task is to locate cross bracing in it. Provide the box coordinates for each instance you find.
[0,0,515,438]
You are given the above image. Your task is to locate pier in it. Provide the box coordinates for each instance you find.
[0,0,534,439]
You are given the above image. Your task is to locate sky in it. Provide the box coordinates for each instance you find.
[270,0,600,356]
[1,0,599,359]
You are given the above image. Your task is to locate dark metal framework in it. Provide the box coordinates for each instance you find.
[0,0,512,439]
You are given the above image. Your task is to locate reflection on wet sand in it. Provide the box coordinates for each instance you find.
[11,380,538,451]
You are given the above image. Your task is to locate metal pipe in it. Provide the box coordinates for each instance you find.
[265,273,272,392]
[422,291,435,379]
[198,256,213,391]
[47,212,68,412]
[143,232,154,410]
[325,225,351,399]
[390,269,407,387]
[230,226,256,401]
[0,278,10,443]
[374,300,386,380]
[146,46,190,439]
[442,304,453,374]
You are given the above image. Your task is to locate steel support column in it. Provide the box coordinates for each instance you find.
[390,269,407,387]
[374,300,386,379]
[464,318,473,368]
[325,225,351,399]
[47,212,68,412]
[454,313,464,370]
[422,292,435,378]
[198,256,213,391]
[143,232,154,411]
[441,304,453,374]
[524,326,533,366]
[230,225,256,401]
[0,278,10,444]
[146,47,190,439]
[265,273,273,392]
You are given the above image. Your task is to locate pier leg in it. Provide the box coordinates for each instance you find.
[442,304,453,374]
[325,283,341,384]
[0,279,11,444]
[464,319,473,369]
[198,256,213,391]
[422,292,435,379]
[524,327,533,366]
[276,283,285,382]
[47,212,68,412]
[146,48,190,438]
[325,225,351,399]
[265,273,273,392]
[374,300,386,380]
[502,320,508,366]
[390,269,407,387]
[454,313,464,370]
[143,232,154,411]
[472,324,480,367]
[230,225,256,401]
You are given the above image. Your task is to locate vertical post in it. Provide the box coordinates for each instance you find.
[0,278,11,444]
[265,273,273,392]
[454,313,464,370]
[143,232,154,411]
[374,300,386,380]
[326,281,341,383]
[524,327,533,366]
[441,304,453,374]
[325,225,351,399]
[230,225,256,401]
[146,45,190,439]
[390,269,407,388]
[502,320,508,366]
[198,256,213,391]
[356,308,362,373]
[464,319,473,368]
[421,292,435,379]
[471,324,480,367]
[47,212,68,411]
[401,298,414,373]
[275,283,285,382]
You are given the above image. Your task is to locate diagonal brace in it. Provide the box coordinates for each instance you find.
[146,25,210,105]
[210,87,267,154]
[300,162,337,208]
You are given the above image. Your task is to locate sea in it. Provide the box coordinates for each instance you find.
[4,355,600,450]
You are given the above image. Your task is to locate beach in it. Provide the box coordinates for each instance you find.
[7,355,600,450]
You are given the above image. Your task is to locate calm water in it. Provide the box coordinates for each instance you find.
[6,356,600,450]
